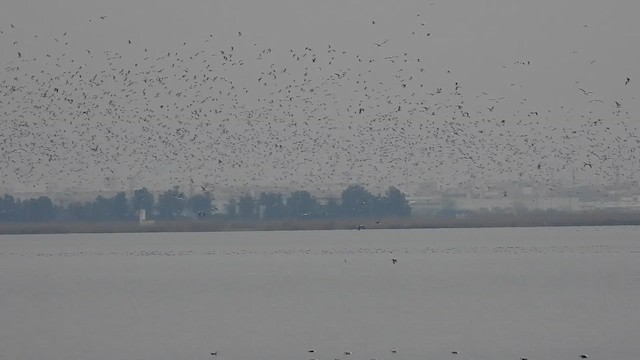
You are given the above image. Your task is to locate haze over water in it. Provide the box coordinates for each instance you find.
[1,226,639,360]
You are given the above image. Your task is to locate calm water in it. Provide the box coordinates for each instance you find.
[1,227,639,360]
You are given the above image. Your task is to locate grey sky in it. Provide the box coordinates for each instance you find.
[1,0,639,194]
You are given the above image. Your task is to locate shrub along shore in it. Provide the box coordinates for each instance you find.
[1,209,639,235]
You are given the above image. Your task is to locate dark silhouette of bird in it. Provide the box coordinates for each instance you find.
[374,39,389,47]
[578,88,592,96]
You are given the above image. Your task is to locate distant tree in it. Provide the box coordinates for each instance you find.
[21,196,55,222]
[110,192,130,220]
[237,193,256,220]
[131,188,154,217]
[323,198,341,218]
[157,186,186,219]
[383,186,411,217]
[259,192,285,219]
[286,191,318,219]
[91,195,112,220]
[67,202,91,221]
[0,194,19,222]
[341,185,375,218]
[188,193,214,217]
[225,198,238,218]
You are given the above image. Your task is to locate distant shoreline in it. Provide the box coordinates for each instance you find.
[1,210,640,235]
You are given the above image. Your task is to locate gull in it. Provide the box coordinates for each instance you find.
[578,88,592,96]
[374,39,389,47]
[579,355,588,359]
[625,77,630,85]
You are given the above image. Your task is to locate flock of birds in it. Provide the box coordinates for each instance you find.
[1,10,638,197]
[208,348,590,359]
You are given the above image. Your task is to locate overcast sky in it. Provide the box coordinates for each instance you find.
[1,0,639,195]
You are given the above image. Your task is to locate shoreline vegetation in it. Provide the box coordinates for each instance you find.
[2,209,640,235]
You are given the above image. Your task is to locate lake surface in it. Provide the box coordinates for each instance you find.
[1,227,639,360]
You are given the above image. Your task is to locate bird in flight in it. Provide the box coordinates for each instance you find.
[625,77,630,85]
[578,88,592,96]
[374,39,389,47]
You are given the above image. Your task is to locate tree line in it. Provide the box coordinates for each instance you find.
[0,185,410,223]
